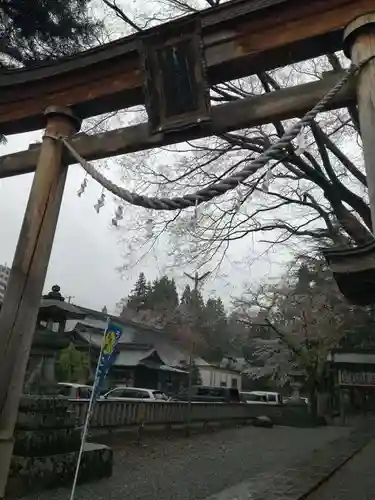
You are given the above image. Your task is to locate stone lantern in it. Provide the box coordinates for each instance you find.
[38,285,84,332]
[288,370,305,400]
[30,286,86,385]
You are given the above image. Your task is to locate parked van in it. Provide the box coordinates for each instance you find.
[240,391,283,405]
[175,386,241,403]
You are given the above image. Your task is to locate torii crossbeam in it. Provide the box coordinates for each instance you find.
[0,0,372,136]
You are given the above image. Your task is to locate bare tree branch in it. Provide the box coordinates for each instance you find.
[102,0,143,32]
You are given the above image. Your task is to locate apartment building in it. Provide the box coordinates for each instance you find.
[0,264,10,302]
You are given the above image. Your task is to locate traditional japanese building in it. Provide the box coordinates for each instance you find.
[0,286,188,393]
[329,348,375,418]
[1,285,246,395]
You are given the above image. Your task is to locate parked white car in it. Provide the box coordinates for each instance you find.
[103,386,170,401]
[56,382,93,399]
[240,391,283,405]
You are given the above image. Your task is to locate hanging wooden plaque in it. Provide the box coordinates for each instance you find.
[139,17,211,134]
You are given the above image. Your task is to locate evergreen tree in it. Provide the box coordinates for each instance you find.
[123,274,235,365]
[146,280,153,297]
[180,359,202,386]
[179,284,205,328]
[1,1,100,68]
[180,284,204,313]
[180,284,192,305]
[200,298,229,362]
[170,278,179,306]
[127,272,150,311]
[149,276,179,312]
[190,288,205,314]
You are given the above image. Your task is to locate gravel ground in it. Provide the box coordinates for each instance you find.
[306,437,375,500]
[26,425,350,500]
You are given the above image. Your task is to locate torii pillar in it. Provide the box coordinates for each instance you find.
[324,15,375,307]
[328,16,375,424]
[0,106,80,498]
[344,13,375,226]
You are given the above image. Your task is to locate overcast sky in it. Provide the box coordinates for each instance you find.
[0,129,287,313]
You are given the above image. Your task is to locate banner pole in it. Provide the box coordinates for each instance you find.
[69,317,109,500]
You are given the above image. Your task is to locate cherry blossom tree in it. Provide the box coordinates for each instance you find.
[235,256,370,415]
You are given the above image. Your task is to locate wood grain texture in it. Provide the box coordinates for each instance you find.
[0,109,79,499]
[346,14,375,229]
[0,72,355,180]
[0,0,372,135]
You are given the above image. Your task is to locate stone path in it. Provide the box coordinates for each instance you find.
[24,425,352,500]
[306,437,375,500]
[206,419,375,500]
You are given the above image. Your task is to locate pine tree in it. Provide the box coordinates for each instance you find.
[180,285,204,312]
[200,298,229,362]
[190,288,205,314]
[1,0,100,68]
[170,279,179,306]
[127,272,150,311]
[149,276,179,312]
[179,284,205,328]
[181,284,192,305]
[179,359,202,386]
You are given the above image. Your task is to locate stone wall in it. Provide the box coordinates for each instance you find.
[70,399,321,434]
[7,396,113,498]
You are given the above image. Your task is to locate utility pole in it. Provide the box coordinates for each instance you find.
[184,272,211,294]
[183,271,211,434]
[0,106,80,499]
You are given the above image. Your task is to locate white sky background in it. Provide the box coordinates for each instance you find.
[0,0,301,313]
[0,133,285,312]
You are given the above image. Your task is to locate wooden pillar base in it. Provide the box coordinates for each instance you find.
[0,106,80,499]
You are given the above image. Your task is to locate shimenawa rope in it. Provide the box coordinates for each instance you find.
[58,58,373,211]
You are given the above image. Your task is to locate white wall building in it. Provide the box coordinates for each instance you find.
[0,264,10,302]
[197,360,242,391]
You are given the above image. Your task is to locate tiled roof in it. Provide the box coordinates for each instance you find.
[39,298,86,318]
[114,348,158,367]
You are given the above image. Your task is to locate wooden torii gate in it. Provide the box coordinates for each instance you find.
[0,0,374,496]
